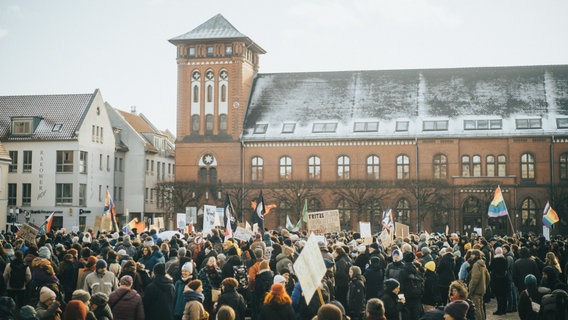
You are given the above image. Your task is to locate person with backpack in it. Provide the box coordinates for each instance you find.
[399,251,424,320]
[214,277,247,320]
[518,274,545,320]
[3,251,31,309]
[108,275,145,320]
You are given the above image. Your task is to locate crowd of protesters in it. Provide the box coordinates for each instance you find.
[0,225,567,320]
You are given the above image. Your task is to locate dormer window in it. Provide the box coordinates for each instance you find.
[11,118,34,135]
[225,46,233,56]
[516,118,542,129]
[557,118,568,129]
[423,120,448,131]
[312,123,337,133]
[254,124,268,134]
[396,121,409,132]
[207,46,214,57]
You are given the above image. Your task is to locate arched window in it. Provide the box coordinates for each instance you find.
[521,197,537,227]
[219,114,227,131]
[207,85,213,103]
[472,155,481,176]
[337,198,351,230]
[193,85,199,103]
[432,197,450,232]
[251,157,263,182]
[560,153,568,180]
[199,167,207,182]
[191,115,200,132]
[396,154,410,180]
[366,155,380,179]
[279,156,292,180]
[205,114,213,132]
[461,155,470,177]
[209,168,217,185]
[337,156,350,180]
[497,155,507,177]
[521,153,535,179]
[395,199,411,225]
[220,84,227,102]
[486,155,496,177]
[433,153,447,179]
[308,156,321,180]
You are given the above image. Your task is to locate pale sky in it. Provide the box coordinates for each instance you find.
[1,0,567,136]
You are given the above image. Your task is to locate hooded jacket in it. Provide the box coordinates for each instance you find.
[468,258,490,296]
[182,288,207,320]
[143,274,175,320]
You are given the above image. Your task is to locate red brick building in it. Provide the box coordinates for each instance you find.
[169,14,568,235]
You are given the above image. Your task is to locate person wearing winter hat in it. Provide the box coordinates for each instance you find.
[89,292,113,320]
[251,259,274,320]
[83,259,118,296]
[36,286,62,320]
[273,274,286,285]
[173,262,195,319]
[384,249,404,285]
[144,262,176,320]
[38,246,51,259]
[444,300,469,320]
[380,279,404,320]
[422,261,440,311]
[109,275,144,320]
[183,280,208,320]
[213,278,246,320]
[259,283,295,319]
[77,256,98,290]
[18,305,39,320]
[518,274,541,320]
[71,289,91,306]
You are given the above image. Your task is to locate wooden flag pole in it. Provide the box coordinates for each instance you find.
[506,213,516,236]
[316,287,325,306]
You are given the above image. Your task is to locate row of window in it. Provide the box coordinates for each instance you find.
[8,151,112,174]
[7,183,124,207]
[178,45,233,59]
[191,114,228,133]
[145,159,175,179]
[91,125,104,144]
[144,187,168,209]
[252,118,568,134]
[191,70,228,103]
[247,152,561,181]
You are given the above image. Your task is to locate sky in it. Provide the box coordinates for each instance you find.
[1,0,567,136]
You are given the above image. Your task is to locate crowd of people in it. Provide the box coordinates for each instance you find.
[0,225,567,320]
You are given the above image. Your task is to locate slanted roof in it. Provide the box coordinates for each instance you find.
[169,14,266,53]
[0,142,11,161]
[117,110,155,134]
[242,65,568,141]
[0,91,96,141]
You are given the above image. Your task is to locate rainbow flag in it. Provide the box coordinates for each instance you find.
[488,186,509,217]
[543,201,560,228]
[123,218,137,234]
[45,212,55,233]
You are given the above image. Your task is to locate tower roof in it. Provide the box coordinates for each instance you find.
[169,14,266,53]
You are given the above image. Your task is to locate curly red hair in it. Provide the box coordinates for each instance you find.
[264,283,292,305]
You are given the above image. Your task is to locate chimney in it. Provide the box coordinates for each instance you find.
[131,106,137,114]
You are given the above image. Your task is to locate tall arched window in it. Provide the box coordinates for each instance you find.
[366,155,380,179]
[207,85,213,103]
[193,85,199,103]
[433,153,447,179]
[461,155,471,176]
[209,167,217,185]
[205,114,213,132]
[219,114,227,131]
[308,156,321,180]
[337,198,351,230]
[560,153,568,180]
[472,155,481,176]
[395,199,411,225]
[220,84,227,102]
[251,157,263,182]
[279,156,292,180]
[521,197,537,228]
[199,167,207,182]
[486,155,496,177]
[337,156,350,180]
[497,155,507,177]
[396,154,410,180]
[521,153,535,179]
[191,115,200,132]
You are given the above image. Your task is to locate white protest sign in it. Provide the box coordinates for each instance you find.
[359,222,372,238]
[293,233,327,305]
[177,213,186,230]
[233,226,254,242]
[307,210,341,234]
[186,207,197,224]
[215,207,225,227]
[543,225,550,240]
[473,227,483,237]
[203,205,216,236]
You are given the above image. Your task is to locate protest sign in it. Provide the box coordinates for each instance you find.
[307,210,341,234]
[177,213,186,230]
[395,222,409,239]
[233,226,254,242]
[18,224,38,244]
[359,222,372,238]
[203,205,216,236]
[186,207,197,224]
[379,230,392,248]
[293,233,327,305]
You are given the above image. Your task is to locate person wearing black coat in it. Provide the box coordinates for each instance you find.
[142,263,175,320]
[259,283,296,320]
[347,266,365,320]
[364,256,384,300]
[512,247,541,292]
[399,252,424,320]
[251,262,273,320]
[422,261,440,311]
[380,279,405,320]
[436,249,455,305]
[333,247,352,308]
[489,247,509,315]
[214,278,247,320]
[221,247,242,280]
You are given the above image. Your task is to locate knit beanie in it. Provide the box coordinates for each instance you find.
[153,262,166,275]
[392,249,402,262]
[273,275,286,285]
[71,289,91,303]
[65,300,87,319]
[119,275,133,287]
[384,279,400,293]
[317,303,342,320]
[18,305,38,320]
[39,286,56,304]
[444,300,469,319]
[38,247,51,259]
[403,251,415,263]
[425,261,436,272]
[86,256,98,269]
[524,274,537,287]
[181,262,193,274]
[494,247,503,255]
[90,292,109,306]
[96,259,107,270]
[271,283,285,294]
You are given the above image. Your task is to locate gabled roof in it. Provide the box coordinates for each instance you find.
[169,14,266,53]
[0,142,11,162]
[0,91,97,141]
[242,65,568,141]
[117,110,155,134]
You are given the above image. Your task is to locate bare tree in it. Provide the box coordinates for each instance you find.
[397,179,451,231]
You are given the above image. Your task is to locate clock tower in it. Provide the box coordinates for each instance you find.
[169,14,265,184]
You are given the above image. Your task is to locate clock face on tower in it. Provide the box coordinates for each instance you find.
[202,154,214,165]
[192,71,200,80]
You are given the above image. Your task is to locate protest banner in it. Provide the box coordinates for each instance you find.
[203,205,216,236]
[18,224,38,244]
[177,213,186,230]
[100,216,112,232]
[395,222,409,239]
[215,207,225,227]
[359,222,372,238]
[233,226,254,242]
[379,230,392,248]
[307,210,341,234]
[293,233,327,305]
[186,207,197,225]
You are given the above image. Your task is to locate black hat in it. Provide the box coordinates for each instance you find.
[384,279,400,293]
[369,242,379,251]
[153,262,166,276]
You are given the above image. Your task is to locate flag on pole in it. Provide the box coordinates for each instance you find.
[104,189,119,232]
[543,201,560,228]
[286,215,301,232]
[255,191,265,232]
[225,213,233,239]
[224,193,237,232]
[122,218,138,234]
[45,212,55,233]
[382,209,395,234]
[301,199,308,223]
[488,186,509,217]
